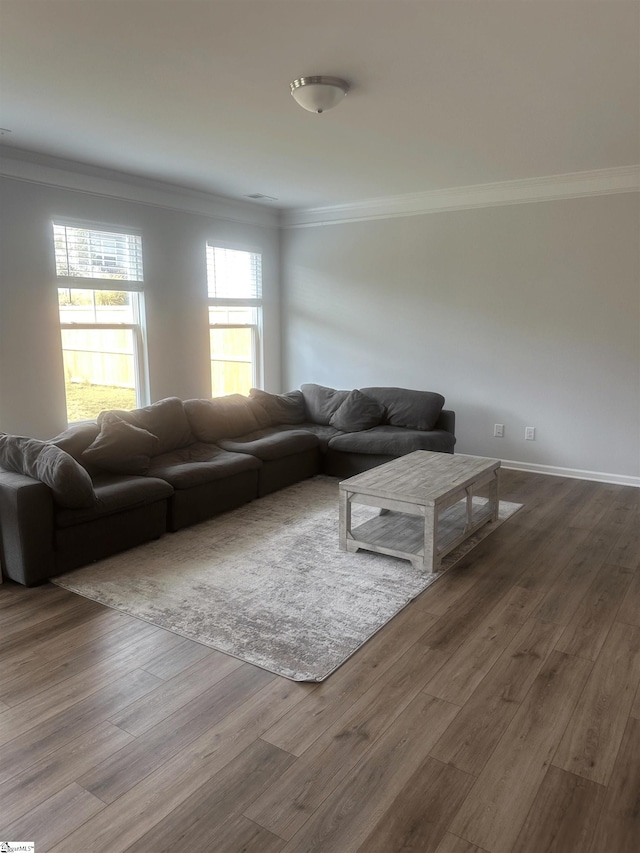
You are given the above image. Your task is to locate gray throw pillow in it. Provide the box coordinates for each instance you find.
[82,414,160,474]
[330,389,385,432]
[247,397,273,430]
[249,388,306,425]
[184,395,267,442]
[360,387,445,431]
[301,384,349,425]
[50,422,100,461]
[101,397,192,455]
[0,434,97,508]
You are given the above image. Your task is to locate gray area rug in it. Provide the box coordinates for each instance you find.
[54,476,522,681]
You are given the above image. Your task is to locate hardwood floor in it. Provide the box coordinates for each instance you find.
[0,470,638,852]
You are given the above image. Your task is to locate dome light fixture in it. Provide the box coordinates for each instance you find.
[290,76,350,114]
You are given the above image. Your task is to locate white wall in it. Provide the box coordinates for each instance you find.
[2,166,638,482]
[0,176,280,438]
[281,193,640,481]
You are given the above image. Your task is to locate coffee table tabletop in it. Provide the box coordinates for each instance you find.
[339,450,501,572]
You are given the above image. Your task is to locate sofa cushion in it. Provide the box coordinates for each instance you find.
[217,428,319,461]
[330,389,385,432]
[250,398,273,429]
[184,395,268,443]
[56,473,173,528]
[50,422,100,460]
[100,397,192,455]
[328,425,455,455]
[147,443,261,490]
[0,434,97,508]
[301,384,349,425]
[249,388,306,425]
[275,422,344,452]
[360,387,445,431]
[82,414,160,475]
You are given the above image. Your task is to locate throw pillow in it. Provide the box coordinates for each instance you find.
[247,397,273,430]
[329,389,385,432]
[100,397,192,455]
[360,387,445,431]
[0,434,97,508]
[50,422,100,461]
[184,395,267,443]
[249,388,306,425]
[300,384,349,425]
[82,414,160,474]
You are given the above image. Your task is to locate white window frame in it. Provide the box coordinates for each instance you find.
[206,242,263,393]
[53,221,148,419]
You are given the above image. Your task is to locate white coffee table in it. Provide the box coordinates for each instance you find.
[339,450,501,573]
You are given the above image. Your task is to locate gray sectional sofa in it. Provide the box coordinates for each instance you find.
[0,384,455,586]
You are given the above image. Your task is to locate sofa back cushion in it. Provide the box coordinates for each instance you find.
[82,414,160,474]
[329,389,385,432]
[51,422,100,461]
[249,388,306,426]
[184,395,268,442]
[0,434,97,507]
[360,387,445,431]
[301,384,349,425]
[100,396,192,455]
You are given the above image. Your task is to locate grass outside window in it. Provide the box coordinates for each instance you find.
[65,381,136,423]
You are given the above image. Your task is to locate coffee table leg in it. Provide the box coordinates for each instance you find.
[424,505,439,573]
[488,469,500,522]
[339,489,351,551]
[465,486,473,532]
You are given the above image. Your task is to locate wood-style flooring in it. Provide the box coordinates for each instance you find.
[0,469,638,852]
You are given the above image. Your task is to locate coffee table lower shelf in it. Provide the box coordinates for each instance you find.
[342,498,496,573]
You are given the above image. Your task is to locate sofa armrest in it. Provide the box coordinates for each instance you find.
[0,472,56,586]
[434,409,455,436]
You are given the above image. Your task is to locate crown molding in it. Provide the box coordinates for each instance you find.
[0,146,279,229]
[2,148,637,231]
[280,165,640,228]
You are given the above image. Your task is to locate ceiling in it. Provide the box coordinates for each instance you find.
[1,0,638,210]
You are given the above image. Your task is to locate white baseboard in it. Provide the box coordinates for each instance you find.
[500,459,640,488]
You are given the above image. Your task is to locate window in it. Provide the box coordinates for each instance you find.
[206,244,262,397]
[54,223,146,422]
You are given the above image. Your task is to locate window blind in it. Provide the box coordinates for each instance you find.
[206,246,262,300]
[54,224,144,284]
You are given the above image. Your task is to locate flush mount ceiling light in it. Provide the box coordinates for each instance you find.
[290,76,350,114]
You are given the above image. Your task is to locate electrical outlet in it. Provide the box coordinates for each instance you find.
[494,424,504,438]
[525,427,535,440]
